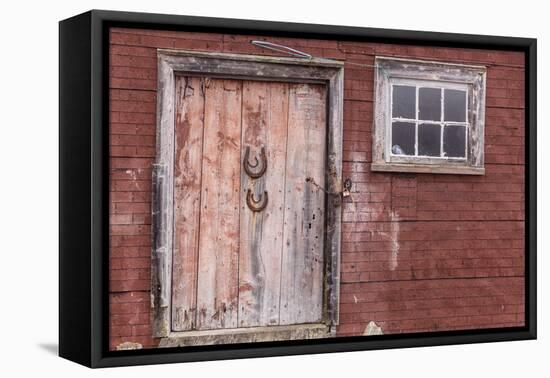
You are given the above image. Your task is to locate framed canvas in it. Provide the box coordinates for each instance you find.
[59,9,537,368]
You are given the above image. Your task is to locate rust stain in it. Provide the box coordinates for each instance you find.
[174,77,193,180]
[216,131,239,150]
[239,282,254,292]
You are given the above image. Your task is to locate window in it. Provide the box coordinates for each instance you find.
[372,57,487,175]
[391,81,469,159]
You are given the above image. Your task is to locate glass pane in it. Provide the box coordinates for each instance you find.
[418,87,441,121]
[444,125,467,158]
[392,85,416,119]
[418,123,441,157]
[391,122,415,156]
[444,89,467,122]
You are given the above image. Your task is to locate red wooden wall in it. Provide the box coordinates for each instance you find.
[108,27,525,350]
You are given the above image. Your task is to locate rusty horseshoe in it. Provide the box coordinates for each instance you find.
[243,146,267,179]
[246,189,268,212]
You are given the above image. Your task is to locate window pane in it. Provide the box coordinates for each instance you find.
[418,87,441,121]
[418,123,441,157]
[392,85,416,119]
[444,89,467,122]
[391,122,415,156]
[444,125,466,158]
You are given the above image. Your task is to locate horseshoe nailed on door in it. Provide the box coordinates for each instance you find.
[244,146,268,212]
[243,146,267,179]
[246,189,268,212]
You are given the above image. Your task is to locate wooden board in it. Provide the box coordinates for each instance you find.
[280,83,327,325]
[171,76,205,331]
[196,78,242,330]
[238,81,289,327]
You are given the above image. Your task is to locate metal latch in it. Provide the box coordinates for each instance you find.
[305,176,352,199]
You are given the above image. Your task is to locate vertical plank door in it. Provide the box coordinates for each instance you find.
[238,81,289,327]
[195,79,243,330]
[171,76,205,331]
[170,77,329,332]
[280,83,327,325]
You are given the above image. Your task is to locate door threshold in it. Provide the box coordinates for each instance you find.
[159,323,334,348]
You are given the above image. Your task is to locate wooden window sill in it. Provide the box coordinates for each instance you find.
[371,162,485,175]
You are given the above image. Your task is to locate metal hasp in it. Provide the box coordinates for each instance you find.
[246,189,268,212]
[243,146,268,178]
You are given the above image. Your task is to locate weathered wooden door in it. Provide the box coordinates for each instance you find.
[170,76,327,332]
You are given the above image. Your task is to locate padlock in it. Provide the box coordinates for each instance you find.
[342,178,352,198]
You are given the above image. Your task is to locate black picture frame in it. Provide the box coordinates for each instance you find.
[59,9,537,368]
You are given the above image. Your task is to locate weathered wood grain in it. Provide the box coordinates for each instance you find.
[196,78,242,330]
[280,83,327,325]
[151,58,175,337]
[159,324,331,347]
[325,67,344,327]
[171,76,205,331]
[238,81,289,327]
[160,48,345,68]
[470,70,487,168]
[159,49,344,85]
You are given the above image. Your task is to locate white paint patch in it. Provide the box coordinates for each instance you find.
[125,169,135,179]
[389,210,400,271]
[353,294,358,304]
[116,341,143,350]
[357,198,402,270]
[363,321,383,336]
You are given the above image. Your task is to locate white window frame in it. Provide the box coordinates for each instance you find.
[372,56,487,175]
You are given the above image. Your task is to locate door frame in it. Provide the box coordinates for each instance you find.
[152,49,344,344]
